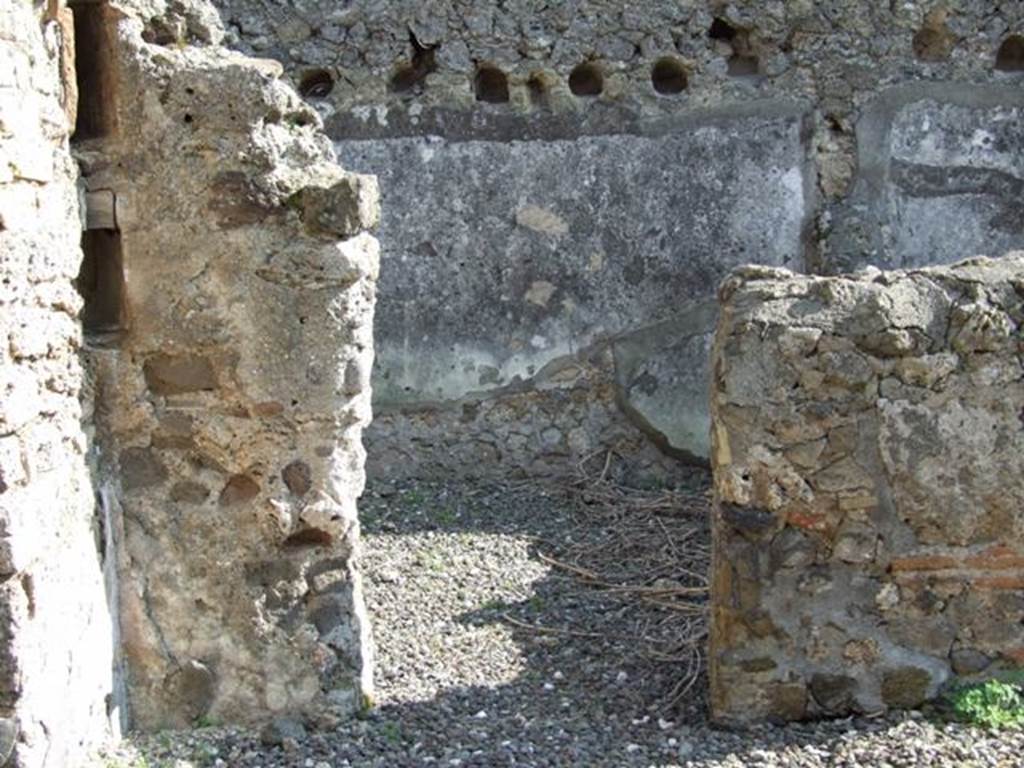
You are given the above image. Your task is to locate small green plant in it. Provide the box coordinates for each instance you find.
[435,506,457,525]
[947,678,1024,729]
[194,713,218,729]
[402,489,425,506]
[380,721,402,745]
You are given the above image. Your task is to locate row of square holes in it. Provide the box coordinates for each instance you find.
[299,32,1024,101]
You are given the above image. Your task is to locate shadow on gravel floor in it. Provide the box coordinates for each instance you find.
[97,476,1024,768]
[357,474,712,766]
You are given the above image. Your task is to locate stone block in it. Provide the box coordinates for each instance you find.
[119,447,169,492]
[143,354,218,395]
[296,173,380,238]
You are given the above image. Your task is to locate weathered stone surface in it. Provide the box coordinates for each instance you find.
[119,448,168,492]
[282,460,312,496]
[710,254,1024,724]
[295,173,380,238]
[0,2,121,766]
[72,0,379,733]
[217,474,261,507]
[365,361,686,485]
[881,667,932,709]
[339,107,808,471]
[809,673,857,714]
[611,302,719,461]
[211,0,1024,135]
[163,660,216,724]
[142,354,218,395]
[951,648,993,676]
[259,716,307,747]
[0,718,17,765]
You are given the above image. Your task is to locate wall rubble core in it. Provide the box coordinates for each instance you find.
[2,0,379,762]
[77,0,380,733]
[709,254,1024,724]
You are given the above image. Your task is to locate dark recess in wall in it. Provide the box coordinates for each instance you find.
[70,0,118,140]
[390,32,437,93]
[569,62,604,96]
[299,69,334,99]
[708,18,760,77]
[76,229,127,342]
[651,58,688,94]
[475,65,510,103]
[996,35,1024,71]
[70,0,125,343]
[708,18,737,42]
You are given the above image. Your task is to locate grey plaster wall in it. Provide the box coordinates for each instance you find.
[827,84,1024,274]
[337,105,810,465]
[210,0,1024,475]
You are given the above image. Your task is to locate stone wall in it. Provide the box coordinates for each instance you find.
[709,254,1024,723]
[208,0,1024,477]
[0,2,119,766]
[74,0,379,733]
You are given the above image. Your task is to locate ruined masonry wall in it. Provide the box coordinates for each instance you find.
[0,3,118,766]
[709,254,1024,723]
[211,0,1024,479]
[77,0,379,733]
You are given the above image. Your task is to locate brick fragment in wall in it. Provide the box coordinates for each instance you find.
[709,254,1024,724]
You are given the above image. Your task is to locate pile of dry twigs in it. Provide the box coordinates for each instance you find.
[535,447,712,709]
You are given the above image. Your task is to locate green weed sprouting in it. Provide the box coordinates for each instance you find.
[380,721,402,745]
[947,678,1024,729]
[193,714,217,729]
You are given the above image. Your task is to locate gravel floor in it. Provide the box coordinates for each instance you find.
[95,477,1024,768]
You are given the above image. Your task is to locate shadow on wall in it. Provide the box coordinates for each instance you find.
[71,0,130,732]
